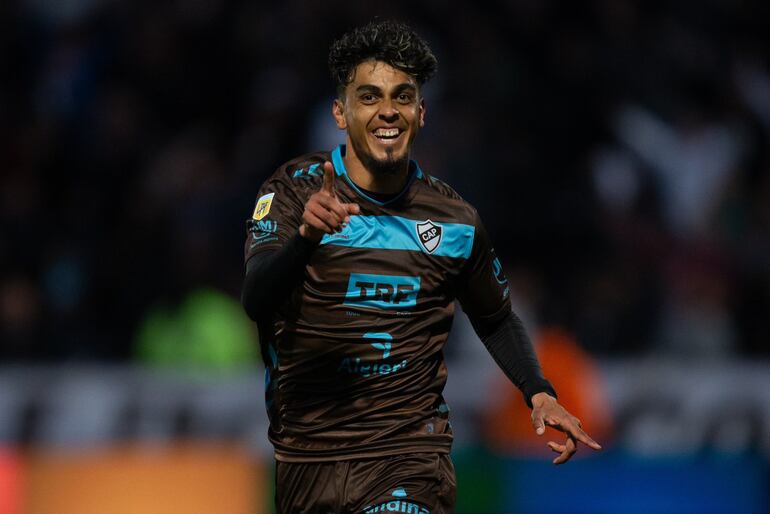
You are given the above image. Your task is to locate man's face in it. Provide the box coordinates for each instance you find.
[333,60,425,175]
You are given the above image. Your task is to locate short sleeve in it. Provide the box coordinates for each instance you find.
[456,209,512,335]
[244,169,305,265]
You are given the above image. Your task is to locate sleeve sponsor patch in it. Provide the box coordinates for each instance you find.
[252,192,275,220]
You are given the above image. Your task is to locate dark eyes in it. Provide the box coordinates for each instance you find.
[359,93,414,103]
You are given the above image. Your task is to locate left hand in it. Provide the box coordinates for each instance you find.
[530,392,602,465]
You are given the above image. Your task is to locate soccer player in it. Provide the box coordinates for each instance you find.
[242,20,601,514]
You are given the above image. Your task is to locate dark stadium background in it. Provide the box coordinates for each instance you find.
[1,1,769,513]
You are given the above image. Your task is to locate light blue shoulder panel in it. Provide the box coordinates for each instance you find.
[320,215,474,259]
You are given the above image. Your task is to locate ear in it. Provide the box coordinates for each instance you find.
[418,98,426,128]
[332,99,347,130]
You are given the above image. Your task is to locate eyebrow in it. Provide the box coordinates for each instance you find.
[355,83,418,96]
[355,85,382,95]
[393,83,417,94]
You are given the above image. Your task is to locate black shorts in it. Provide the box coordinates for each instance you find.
[274,452,456,514]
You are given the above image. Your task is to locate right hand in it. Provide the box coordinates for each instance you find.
[299,161,360,242]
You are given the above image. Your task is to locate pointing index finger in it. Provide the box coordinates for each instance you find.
[322,161,335,196]
[567,422,602,450]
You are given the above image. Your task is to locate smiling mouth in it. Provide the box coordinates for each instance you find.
[371,127,404,142]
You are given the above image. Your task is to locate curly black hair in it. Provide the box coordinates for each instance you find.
[328,20,438,98]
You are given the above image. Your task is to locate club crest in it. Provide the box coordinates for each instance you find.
[416,219,443,254]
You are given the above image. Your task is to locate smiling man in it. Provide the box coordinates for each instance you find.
[334,60,423,191]
[242,20,601,514]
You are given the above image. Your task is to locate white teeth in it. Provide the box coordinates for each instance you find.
[374,128,400,138]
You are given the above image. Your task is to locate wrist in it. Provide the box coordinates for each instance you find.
[531,391,556,408]
[298,223,323,243]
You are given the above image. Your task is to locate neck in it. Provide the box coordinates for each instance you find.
[343,140,410,194]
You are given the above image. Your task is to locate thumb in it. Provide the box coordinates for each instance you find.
[532,411,546,436]
[321,161,336,196]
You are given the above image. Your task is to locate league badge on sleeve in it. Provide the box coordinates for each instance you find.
[252,192,275,220]
[416,219,442,254]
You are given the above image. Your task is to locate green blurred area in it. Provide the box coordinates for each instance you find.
[135,288,259,371]
[453,445,506,513]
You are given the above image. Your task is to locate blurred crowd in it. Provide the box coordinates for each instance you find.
[1,0,768,363]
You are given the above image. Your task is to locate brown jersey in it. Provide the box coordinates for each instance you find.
[244,145,511,462]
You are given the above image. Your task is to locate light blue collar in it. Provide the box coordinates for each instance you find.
[331,145,424,206]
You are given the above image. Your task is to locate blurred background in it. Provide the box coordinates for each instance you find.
[1,0,769,512]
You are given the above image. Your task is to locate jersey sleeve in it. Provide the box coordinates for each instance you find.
[244,168,306,265]
[456,209,512,336]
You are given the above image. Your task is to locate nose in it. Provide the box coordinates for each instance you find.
[378,100,400,123]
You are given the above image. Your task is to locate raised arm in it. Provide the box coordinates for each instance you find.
[241,161,359,320]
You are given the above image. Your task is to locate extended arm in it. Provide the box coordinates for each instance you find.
[457,210,601,463]
[472,310,556,408]
[473,308,601,463]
